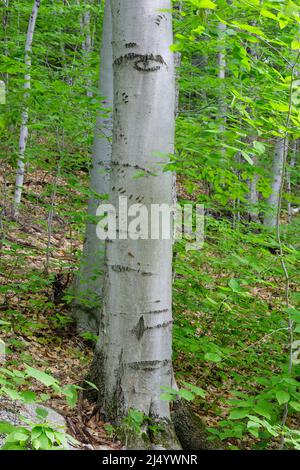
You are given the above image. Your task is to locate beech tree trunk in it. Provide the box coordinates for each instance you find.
[264,138,287,227]
[13,0,41,218]
[72,0,113,334]
[217,22,226,133]
[90,0,180,449]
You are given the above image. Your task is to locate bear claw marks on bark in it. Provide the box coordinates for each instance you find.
[128,359,171,371]
[125,42,137,48]
[132,318,173,341]
[155,14,167,26]
[109,264,154,276]
[114,53,166,72]
[121,92,129,104]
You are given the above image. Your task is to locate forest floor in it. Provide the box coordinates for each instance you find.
[0,168,300,450]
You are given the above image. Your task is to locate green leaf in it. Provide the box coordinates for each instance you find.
[1,442,25,450]
[204,352,222,363]
[182,381,206,398]
[229,408,250,420]
[35,407,49,420]
[10,430,30,442]
[290,401,300,412]
[291,39,300,50]
[188,0,216,8]
[247,420,261,437]
[32,433,51,450]
[25,365,58,387]
[229,278,242,292]
[2,387,22,401]
[128,409,144,425]
[160,386,178,395]
[20,390,36,403]
[285,308,300,323]
[196,0,217,9]
[63,385,78,408]
[260,9,277,20]
[0,421,16,434]
[232,21,266,37]
[160,393,176,402]
[241,151,254,165]
[253,403,271,419]
[84,380,99,391]
[276,390,290,405]
[31,427,43,440]
[178,389,195,401]
[253,140,265,155]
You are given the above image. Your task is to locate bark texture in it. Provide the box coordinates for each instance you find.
[172,401,222,450]
[90,0,178,448]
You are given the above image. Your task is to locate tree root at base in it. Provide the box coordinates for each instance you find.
[171,400,223,450]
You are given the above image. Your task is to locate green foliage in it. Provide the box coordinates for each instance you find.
[173,215,300,449]
[160,383,206,402]
[1,419,78,450]
[1,0,300,452]
[0,365,79,449]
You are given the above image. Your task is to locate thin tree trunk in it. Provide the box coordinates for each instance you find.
[264,138,288,227]
[246,45,260,222]
[287,141,297,223]
[45,129,64,275]
[2,0,9,90]
[217,22,226,132]
[90,0,180,449]
[13,0,41,218]
[249,159,260,222]
[79,0,93,97]
[72,0,113,334]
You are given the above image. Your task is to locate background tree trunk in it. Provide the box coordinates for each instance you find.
[287,141,298,223]
[72,0,113,334]
[249,162,260,222]
[13,0,41,218]
[80,0,93,97]
[264,138,288,227]
[217,21,226,133]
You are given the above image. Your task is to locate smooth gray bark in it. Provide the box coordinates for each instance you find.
[72,0,113,334]
[91,0,179,448]
[264,138,288,227]
[217,22,226,132]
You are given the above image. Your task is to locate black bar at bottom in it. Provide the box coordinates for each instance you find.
[0,449,297,467]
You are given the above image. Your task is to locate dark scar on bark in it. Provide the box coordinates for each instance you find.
[125,42,137,48]
[114,53,166,72]
[132,316,145,340]
[128,359,171,371]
